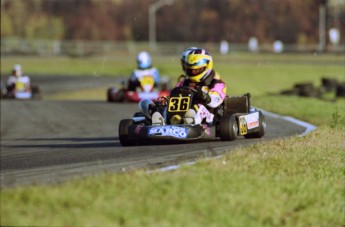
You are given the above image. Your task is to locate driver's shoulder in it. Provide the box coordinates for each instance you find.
[20,75,31,83]
[213,71,221,80]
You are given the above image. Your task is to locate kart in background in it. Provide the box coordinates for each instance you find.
[107,76,170,103]
[118,86,266,146]
[1,81,41,100]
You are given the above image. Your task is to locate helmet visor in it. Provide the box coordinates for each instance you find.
[185,66,206,77]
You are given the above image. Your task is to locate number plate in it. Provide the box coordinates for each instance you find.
[140,76,154,86]
[15,82,25,91]
[168,96,191,112]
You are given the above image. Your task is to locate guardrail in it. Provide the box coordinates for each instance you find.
[1,37,344,56]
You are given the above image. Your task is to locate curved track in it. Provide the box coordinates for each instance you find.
[0,76,306,188]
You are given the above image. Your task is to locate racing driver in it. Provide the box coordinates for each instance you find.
[151,47,227,125]
[128,51,161,92]
[5,64,32,99]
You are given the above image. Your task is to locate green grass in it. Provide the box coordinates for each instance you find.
[254,96,345,126]
[46,86,109,100]
[1,53,345,226]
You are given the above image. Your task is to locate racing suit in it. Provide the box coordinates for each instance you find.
[176,70,227,124]
[128,67,160,92]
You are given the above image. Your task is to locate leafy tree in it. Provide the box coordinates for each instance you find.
[1,11,14,36]
[25,13,65,39]
[1,0,344,44]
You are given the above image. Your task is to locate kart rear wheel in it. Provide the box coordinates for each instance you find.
[107,88,114,102]
[119,119,134,146]
[107,88,124,102]
[244,112,266,139]
[219,115,238,141]
[115,89,125,102]
[31,85,42,99]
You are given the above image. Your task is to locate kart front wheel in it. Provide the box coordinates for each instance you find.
[219,115,238,141]
[119,119,134,146]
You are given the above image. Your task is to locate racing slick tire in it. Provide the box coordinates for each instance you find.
[336,83,345,97]
[119,119,134,146]
[107,88,114,102]
[244,111,266,139]
[31,85,42,99]
[107,88,125,102]
[219,114,238,141]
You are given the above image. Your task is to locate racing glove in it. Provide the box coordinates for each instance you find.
[195,88,211,104]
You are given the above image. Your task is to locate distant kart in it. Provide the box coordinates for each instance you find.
[107,77,170,103]
[118,86,266,146]
[1,82,41,100]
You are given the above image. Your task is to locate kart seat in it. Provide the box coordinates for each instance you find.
[223,94,250,116]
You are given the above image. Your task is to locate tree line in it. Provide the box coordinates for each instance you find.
[1,0,344,44]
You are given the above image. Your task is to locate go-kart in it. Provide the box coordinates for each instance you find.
[1,82,41,100]
[118,86,266,146]
[107,76,170,102]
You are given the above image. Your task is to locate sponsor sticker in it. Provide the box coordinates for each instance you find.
[135,125,144,134]
[202,124,212,136]
[244,112,259,129]
[148,126,188,138]
[239,116,248,135]
[138,92,159,100]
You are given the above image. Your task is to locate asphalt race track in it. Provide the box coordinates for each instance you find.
[0,76,306,188]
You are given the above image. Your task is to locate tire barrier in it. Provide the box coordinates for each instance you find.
[280,77,345,99]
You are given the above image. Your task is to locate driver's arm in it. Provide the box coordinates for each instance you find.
[207,82,226,108]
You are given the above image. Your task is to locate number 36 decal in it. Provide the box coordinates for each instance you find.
[168,97,190,112]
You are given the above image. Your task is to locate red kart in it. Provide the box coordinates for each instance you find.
[107,76,170,102]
